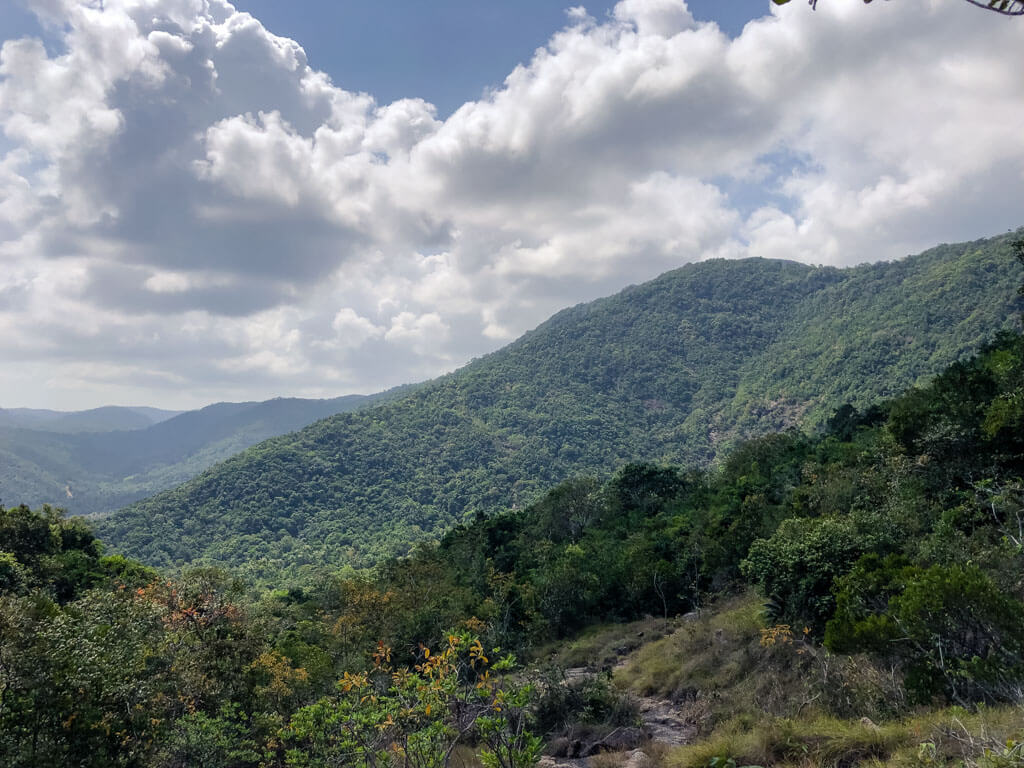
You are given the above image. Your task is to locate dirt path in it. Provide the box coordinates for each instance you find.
[636,696,698,746]
[552,666,698,758]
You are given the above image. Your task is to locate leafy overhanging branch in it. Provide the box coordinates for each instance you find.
[773,0,1024,15]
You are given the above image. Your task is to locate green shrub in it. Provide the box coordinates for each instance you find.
[0,550,27,592]
[827,562,1024,706]
[741,516,868,634]
[533,671,639,737]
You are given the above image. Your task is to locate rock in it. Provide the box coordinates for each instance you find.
[583,727,644,755]
[638,696,699,746]
[860,717,881,732]
[546,737,572,757]
[623,750,652,768]
[537,756,583,768]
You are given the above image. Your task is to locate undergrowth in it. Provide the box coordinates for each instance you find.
[537,617,675,670]
[666,707,1024,768]
[596,593,1023,768]
[614,593,905,727]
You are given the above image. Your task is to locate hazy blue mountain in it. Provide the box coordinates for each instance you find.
[0,391,407,516]
[0,406,182,433]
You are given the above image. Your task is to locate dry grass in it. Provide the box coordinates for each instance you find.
[537,617,675,670]
[584,740,675,768]
[589,751,631,768]
[663,707,1024,768]
[875,706,1024,768]
[613,595,762,697]
[642,739,674,768]
[551,594,1023,768]
[667,715,907,768]
[613,592,808,724]
[613,592,903,726]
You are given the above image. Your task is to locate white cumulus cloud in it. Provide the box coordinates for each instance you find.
[0,0,1021,408]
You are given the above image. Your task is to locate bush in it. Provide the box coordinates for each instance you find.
[0,550,27,592]
[533,671,639,737]
[741,516,868,634]
[827,562,1024,706]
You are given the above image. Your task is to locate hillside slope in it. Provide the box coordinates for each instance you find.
[0,393,403,516]
[95,232,1024,576]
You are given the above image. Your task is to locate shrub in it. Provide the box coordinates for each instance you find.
[827,562,1024,706]
[741,516,867,635]
[533,671,639,737]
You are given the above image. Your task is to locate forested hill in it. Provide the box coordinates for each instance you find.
[0,392,405,517]
[95,231,1024,579]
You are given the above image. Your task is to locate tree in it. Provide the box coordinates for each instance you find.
[772,0,1024,15]
[741,516,871,633]
[1014,237,1024,300]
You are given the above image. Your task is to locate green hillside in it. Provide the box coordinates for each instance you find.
[4,319,1023,768]
[94,231,1024,578]
[0,392,405,517]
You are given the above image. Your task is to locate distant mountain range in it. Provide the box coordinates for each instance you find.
[0,391,408,516]
[0,406,182,433]
[92,230,1024,581]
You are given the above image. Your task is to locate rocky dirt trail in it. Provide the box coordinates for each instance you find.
[538,666,699,768]
[635,695,697,747]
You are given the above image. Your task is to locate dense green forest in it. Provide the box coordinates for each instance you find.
[0,391,410,518]
[96,232,1023,579]
[2,313,1023,766]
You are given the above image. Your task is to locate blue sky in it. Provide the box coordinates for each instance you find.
[0,0,771,118]
[226,0,770,116]
[0,0,1022,409]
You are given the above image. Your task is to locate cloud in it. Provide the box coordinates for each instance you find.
[327,307,384,350]
[385,310,450,352]
[0,0,1022,408]
[614,0,696,37]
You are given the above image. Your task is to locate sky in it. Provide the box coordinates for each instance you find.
[0,0,1022,411]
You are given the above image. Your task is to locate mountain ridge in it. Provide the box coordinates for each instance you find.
[0,389,411,516]
[94,231,1024,578]
[0,405,183,433]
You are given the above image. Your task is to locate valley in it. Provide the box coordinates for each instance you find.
[3,295,1023,765]
[0,391,407,517]
[2,0,1023,762]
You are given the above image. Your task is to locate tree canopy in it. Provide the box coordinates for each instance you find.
[773,0,1024,15]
